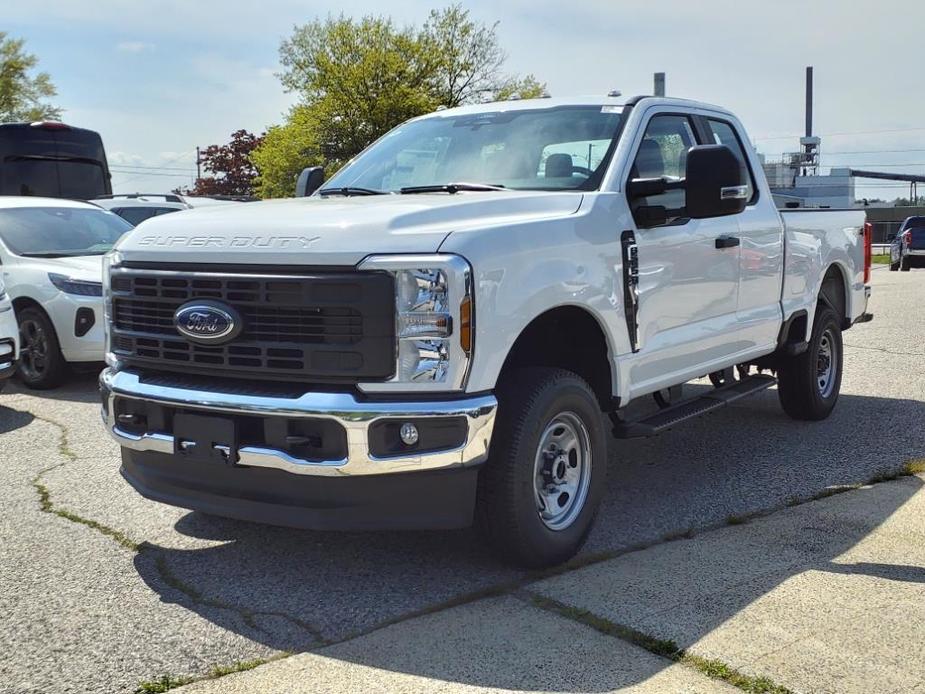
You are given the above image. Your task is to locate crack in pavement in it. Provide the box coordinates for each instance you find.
[843,341,925,357]
[22,409,326,676]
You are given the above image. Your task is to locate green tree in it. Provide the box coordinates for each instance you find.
[0,33,61,123]
[255,6,546,197]
[251,105,326,199]
[279,14,436,164]
[421,6,545,105]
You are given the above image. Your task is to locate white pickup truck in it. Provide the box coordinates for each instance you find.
[100,96,872,567]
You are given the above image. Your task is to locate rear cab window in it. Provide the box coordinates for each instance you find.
[706,119,757,204]
[113,206,181,226]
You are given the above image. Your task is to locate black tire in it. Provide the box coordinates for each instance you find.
[16,307,67,389]
[777,306,843,421]
[475,367,607,568]
[889,258,899,271]
[900,255,911,271]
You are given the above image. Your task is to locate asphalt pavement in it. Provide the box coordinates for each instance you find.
[1,264,922,694]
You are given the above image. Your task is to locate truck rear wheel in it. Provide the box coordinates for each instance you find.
[777,306,842,421]
[901,255,911,271]
[475,367,607,568]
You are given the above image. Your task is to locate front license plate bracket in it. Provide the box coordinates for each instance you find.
[173,413,239,465]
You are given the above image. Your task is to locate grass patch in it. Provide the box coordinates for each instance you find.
[871,254,891,265]
[726,514,749,526]
[683,654,791,693]
[903,459,925,476]
[527,593,793,694]
[528,593,679,658]
[134,657,283,693]
[207,658,272,678]
[134,674,194,693]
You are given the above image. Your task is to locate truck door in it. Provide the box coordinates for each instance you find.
[703,117,783,349]
[623,113,742,396]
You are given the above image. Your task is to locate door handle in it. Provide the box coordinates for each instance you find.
[715,236,740,249]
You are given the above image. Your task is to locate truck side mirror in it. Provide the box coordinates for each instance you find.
[684,145,748,219]
[295,166,324,197]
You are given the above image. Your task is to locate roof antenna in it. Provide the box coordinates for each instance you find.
[607,89,622,97]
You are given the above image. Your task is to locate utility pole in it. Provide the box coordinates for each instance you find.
[195,146,202,181]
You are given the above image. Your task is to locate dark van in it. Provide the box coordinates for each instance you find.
[0,121,112,200]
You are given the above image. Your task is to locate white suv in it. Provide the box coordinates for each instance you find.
[0,197,132,388]
[0,276,16,391]
[93,194,190,226]
[94,194,244,226]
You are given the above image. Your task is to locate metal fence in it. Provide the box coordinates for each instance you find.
[867,220,903,245]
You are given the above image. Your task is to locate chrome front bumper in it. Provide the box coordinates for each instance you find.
[101,369,497,477]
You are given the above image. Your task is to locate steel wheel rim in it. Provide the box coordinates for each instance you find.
[19,319,48,380]
[816,328,837,398]
[533,411,592,531]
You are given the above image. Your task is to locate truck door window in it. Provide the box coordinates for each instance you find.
[630,115,697,224]
[707,119,756,203]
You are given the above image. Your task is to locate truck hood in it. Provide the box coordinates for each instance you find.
[116,191,583,266]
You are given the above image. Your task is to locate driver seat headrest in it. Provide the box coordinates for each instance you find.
[545,153,574,178]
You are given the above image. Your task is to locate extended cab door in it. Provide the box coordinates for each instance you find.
[702,116,784,350]
[623,111,743,396]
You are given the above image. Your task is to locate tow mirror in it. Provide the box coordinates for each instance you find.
[295,166,324,197]
[685,145,747,219]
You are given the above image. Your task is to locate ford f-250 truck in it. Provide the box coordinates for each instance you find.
[99,96,872,567]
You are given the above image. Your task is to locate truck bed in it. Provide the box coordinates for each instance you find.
[780,208,868,328]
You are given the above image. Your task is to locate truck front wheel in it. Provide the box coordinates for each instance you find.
[476,367,607,568]
[777,306,843,421]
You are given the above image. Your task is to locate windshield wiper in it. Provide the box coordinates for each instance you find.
[400,182,507,194]
[317,186,386,197]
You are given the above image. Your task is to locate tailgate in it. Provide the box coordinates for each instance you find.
[908,228,925,250]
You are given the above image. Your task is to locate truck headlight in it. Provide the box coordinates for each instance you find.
[102,250,123,369]
[358,254,473,392]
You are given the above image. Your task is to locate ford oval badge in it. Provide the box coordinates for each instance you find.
[174,301,241,344]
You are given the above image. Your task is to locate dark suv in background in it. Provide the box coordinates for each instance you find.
[0,122,111,200]
[890,216,925,271]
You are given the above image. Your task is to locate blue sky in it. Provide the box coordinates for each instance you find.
[7,0,925,200]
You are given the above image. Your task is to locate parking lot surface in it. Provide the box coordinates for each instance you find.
[1,265,923,694]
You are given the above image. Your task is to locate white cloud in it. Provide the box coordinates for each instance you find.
[107,151,146,166]
[115,41,155,53]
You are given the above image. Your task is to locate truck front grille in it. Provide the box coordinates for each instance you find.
[110,268,395,382]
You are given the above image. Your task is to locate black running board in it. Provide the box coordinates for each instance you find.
[612,374,777,439]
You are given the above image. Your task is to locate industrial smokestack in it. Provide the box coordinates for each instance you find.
[805,66,813,137]
[654,72,665,97]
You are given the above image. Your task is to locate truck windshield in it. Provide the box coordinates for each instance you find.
[0,206,132,257]
[323,105,623,193]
